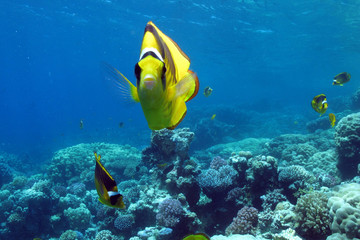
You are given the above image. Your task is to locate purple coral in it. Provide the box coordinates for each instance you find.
[225,206,259,235]
[156,198,184,227]
[197,165,237,192]
[210,156,228,170]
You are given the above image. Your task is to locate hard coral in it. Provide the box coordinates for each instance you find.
[63,203,91,231]
[294,191,331,238]
[156,198,184,227]
[335,112,360,179]
[114,214,134,231]
[95,230,120,240]
[225,206,259,235]
[328,183,360,239]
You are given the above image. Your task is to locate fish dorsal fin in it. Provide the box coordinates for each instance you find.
[143,22,191,85]
[102,62,140,103]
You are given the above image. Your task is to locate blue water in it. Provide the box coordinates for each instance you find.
[0,0,359,161]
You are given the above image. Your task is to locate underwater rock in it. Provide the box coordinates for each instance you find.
[306,116,331,133]
[351,87,360,110]
[273,228,302,240]
[335,112,360,179]
[192,116,237,150]
[142,128,194,167]
[328,183,360,239]
[245,155,278,196]
[0,162,13,185]
[204,138,268,159]
[211,234,257,240]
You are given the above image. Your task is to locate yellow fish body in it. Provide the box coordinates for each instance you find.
[329,113,336,127]
[333,72,351,86]
[94,152,125,209]
[211,114,216,120]
[311,94,328,116]
[105,21,199,130]
[183,233,210,240]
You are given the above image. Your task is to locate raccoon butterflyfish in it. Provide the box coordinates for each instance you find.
[333,72,351,86]
[311,94,328,116]
[104,21,199,130]
[182,233,210,240]
[94,152,125,209]
[203,86,213,97]
[329,113,336,127]
[211,114,216,120]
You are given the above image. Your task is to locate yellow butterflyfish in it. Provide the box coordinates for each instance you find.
[104,21,199,130]
[329,113,336,127]
[333,72,350,86]
[94,152,125,209]
[311,94,328,116]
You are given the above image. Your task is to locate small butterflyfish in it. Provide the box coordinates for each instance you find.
[311,94,328,116]
[182,233,210,240]
[104,21,199,130]
[333,72,351,86]
[211,114,216,120]
[94,152,125,209]
[203,86,213,97]
[329,113,336,127]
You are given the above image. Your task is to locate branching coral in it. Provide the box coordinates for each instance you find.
[294,191,331,238]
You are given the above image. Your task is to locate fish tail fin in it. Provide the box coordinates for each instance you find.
[102,62,140,103]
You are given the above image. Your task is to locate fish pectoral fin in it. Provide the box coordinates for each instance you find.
[102,62,140,103]
[173,70,199,102]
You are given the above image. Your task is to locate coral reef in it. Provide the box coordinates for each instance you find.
[225,206,259,235]
[294,191,331,238]
[328,183,360,239]
[156,198,184,227]
[48,143,141,186]
[141,128,194,167]
[334,112,360,179]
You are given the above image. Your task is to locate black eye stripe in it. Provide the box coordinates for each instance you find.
[134,63,141,87]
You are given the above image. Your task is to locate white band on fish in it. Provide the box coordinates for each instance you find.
[139,47,164,62]
[322,100,327,104]
[108,191,120,197]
